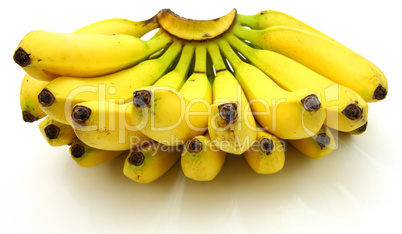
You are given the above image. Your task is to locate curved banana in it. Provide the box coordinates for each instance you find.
[13,30,172,81]
[123,141,182,184]
[70,101,151,151]
[181,132,227,181]
[207,43,256,155]
[219,39,325,140]
[38,40,182,124]
[288,125,336,159]
[20,74,48,122]
[232,24,388,102]
[69,139,125,167]
[38,116,76,147]
[226,35,368,132]
[131,45,212,145]
[243,127,285,174]
[74,16,158,37]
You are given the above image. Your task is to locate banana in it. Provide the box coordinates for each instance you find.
[348,121,368,135]
[20,74,48,122]
[70,101,151,151]
[236,10,332,39]
[226,35,368,132]
[156,8,237,41]
[181,132,227,181]
[232,24,388,102]
[288,125,336,159]
[13,30,172,81]
[123,141,182,184]
[38,116,77,147]
[38,40,182,125]
[243,127,285,174]
[219,39,326,140]
[69,139,125,167]
[207,42,256,155]
[131,44,212,145]
[74,16,158,37]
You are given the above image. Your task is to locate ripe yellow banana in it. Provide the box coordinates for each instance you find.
[123,141,182,184]
[219,39,326,140]
[38,116,77,147]
[38,39,182,125]
[20,74,48,122]
[288,125,336,159]
[181,132,227,181]
[207,42,256,154]
[131,45,212,145]
[70,101,151,151]
[74,16,158,37]
[13,30,172,81]
[226,35,368,132]
[232,24,388,102]
[69,139,126,167]
[243,127,285,174]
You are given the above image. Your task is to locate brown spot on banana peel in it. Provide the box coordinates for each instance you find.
[218,103,238,124]
[187,138,203,154]
[316,133,331,149]
[342,104,363,120]
[71,144,85,158]
[71,105,91,125]
[128,152,145,166]
[44,124,60,140]
[373,84,387,100]
[13,47,31,67]
[259,138,274,155]
[133,90,152,108]
[38,88,55,107]
[301,94,321,112]
[22,110,38,122]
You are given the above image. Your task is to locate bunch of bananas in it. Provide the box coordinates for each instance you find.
[14,9,387,183]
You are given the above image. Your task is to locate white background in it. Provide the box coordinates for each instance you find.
[1,0,401,233]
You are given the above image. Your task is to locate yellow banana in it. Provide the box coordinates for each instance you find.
[232,24,388,102]
[219,39,326,140]
[13,30,172,81]
[288,125,336,159]
[131,44,212,145]
[243,127,285,174]
[348,121,368,135]
[181,132,227,181]
[20,74,48,122]
[226,35,368,132]
[123,141,182,184]
[69,139,125,167]
[70,101,151,151]
[38,116,77,147]
[38,40,182,125]
[207,42,256,155]
[74,16,158,37]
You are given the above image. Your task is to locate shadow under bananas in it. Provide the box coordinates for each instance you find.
[59,128,387,231]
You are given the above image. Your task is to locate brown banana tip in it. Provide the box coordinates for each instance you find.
[316,133,331,149]
[356,122,368,133]
[301,94,321,112]
[22,111,38,122]
[218,103,238,123]
[44,124,60,140]
[373,84,387,100]
[342,104,363,120]
[71,144,85,158]
[71,105,91,125]
[259,138,274,155]
[13,47,31,67]
[186,138,203,154]
[133,90,152,108]
[128,152,145,166]
[38,88,55,107]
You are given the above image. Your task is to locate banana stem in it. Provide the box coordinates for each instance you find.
[231,24,259,43]
[145,32,173,54]
[193,45,207,73]
[207,43,227,72]
[218,37,246,69]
